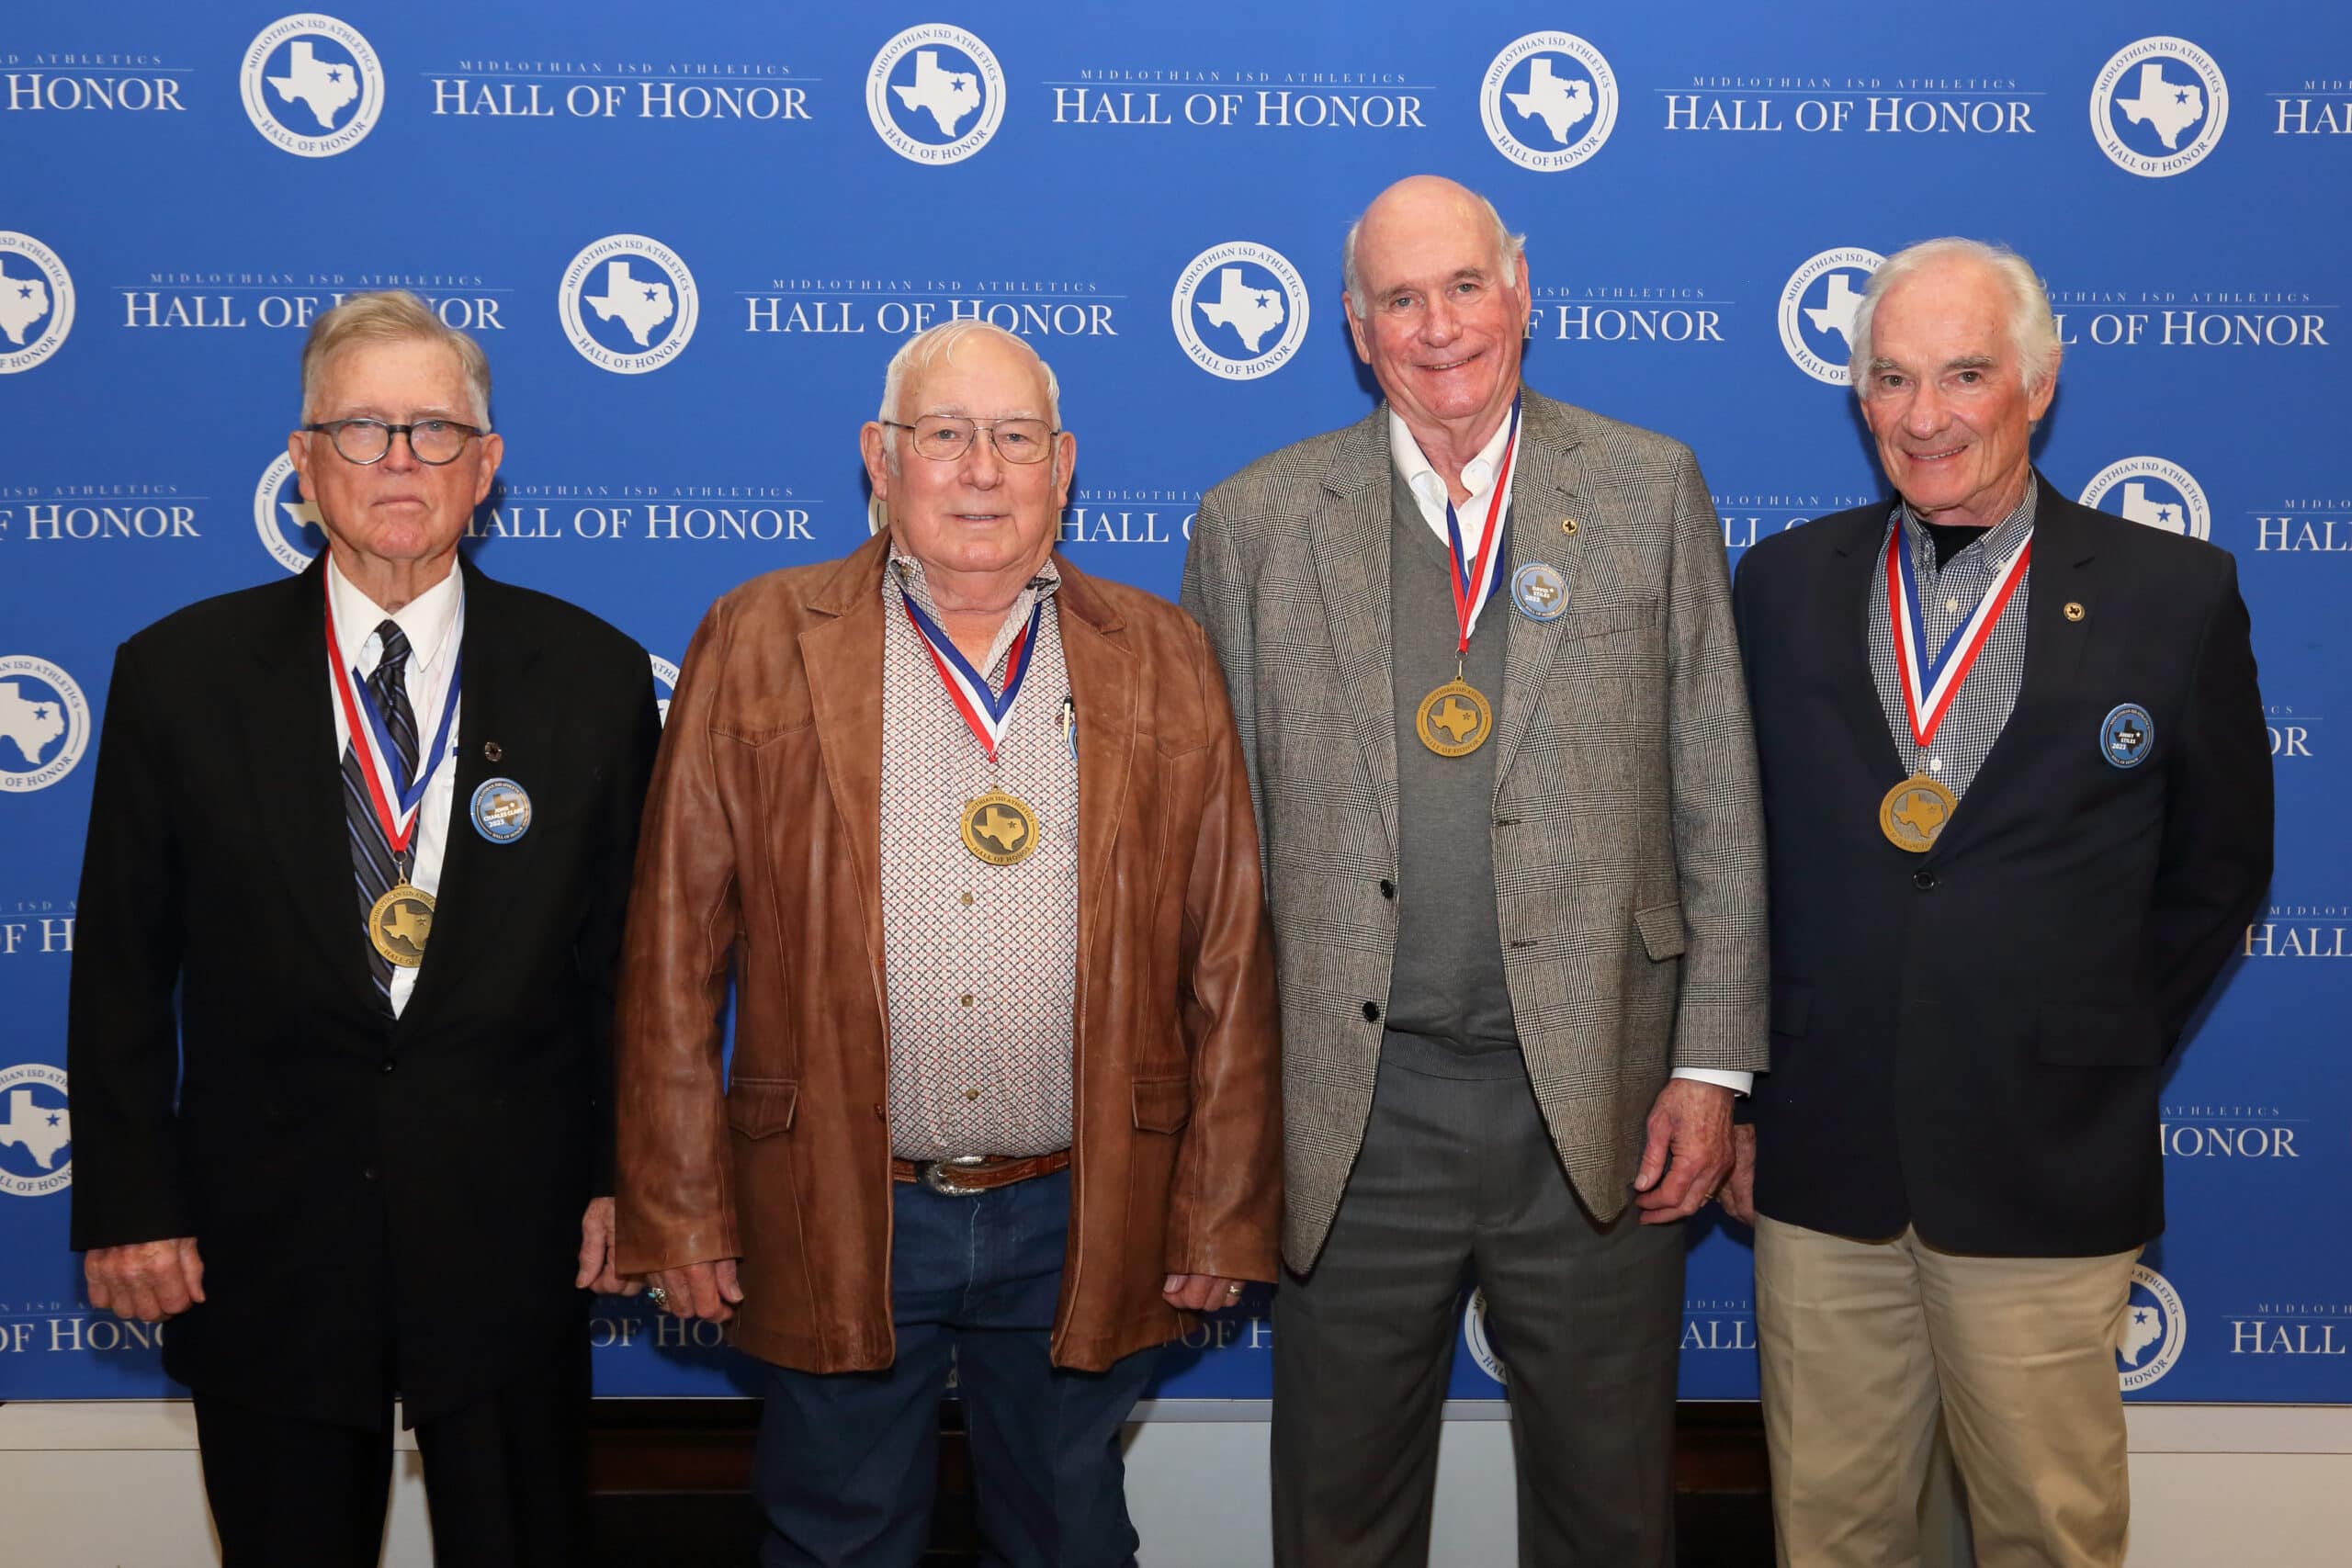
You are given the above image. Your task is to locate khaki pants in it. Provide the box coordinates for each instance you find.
[1754,1216,2138,1568]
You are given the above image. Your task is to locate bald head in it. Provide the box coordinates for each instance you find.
[1343,176,1525,321]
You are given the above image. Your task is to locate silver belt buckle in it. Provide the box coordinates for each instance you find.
[920,1155,989,1196]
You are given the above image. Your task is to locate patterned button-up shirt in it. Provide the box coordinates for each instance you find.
[1866,484,2037,800]
[879,551,1080,1160]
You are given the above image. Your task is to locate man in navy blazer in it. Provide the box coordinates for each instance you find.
[1725,239,2270,1567]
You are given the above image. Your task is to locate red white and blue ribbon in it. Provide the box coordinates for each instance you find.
[1885,521,2031,750]
[900,587,1044,764]
[1442,392,1522,650]
[324,570,463,860]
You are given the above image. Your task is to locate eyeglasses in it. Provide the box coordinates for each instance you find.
[882,415,1058,466]
[303,418,489,466]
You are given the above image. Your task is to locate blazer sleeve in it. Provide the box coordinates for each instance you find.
[66,640,193,1250]
[1180,486,1268,865]
[612,599,746,1276]
[2151,553,2273,1049]
[1164,618,1283,1283]
[1659,445,1770,1073]
[578,650,663,1197]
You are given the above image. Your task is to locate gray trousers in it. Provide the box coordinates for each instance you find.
[1271,1032,1683,1567]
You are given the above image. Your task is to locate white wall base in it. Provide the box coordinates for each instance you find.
[1,1401,2344,1565]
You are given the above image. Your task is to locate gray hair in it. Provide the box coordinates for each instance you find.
[1342,189,1527,319]
[1849,238,2061,396]
[876,320,1061,430]
[300,289,491,425]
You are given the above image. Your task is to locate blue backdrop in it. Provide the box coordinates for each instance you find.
[2,1,2344,1407]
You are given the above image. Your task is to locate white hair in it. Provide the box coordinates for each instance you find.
[876,320,1061,428]
[300,289,491,425]
[1342,187,1527,319]
[1849,237,2062,396]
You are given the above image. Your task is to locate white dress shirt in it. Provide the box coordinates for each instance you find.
[326,558,465,1018]
[1385,410,1751,1099]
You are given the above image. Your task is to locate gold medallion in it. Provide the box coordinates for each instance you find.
[368,883,436,968]
[960,789,1040,866]
[1415,679,1493,757]
[1878,775,1958,853]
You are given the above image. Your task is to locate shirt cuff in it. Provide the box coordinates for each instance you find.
[1671,1067,1753,1097]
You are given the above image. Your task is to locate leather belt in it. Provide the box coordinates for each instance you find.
[891,1149,1072,1196]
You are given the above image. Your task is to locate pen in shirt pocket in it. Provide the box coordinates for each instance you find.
[1061,694,1078,760]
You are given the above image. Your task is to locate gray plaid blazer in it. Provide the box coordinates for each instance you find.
[1182,390,1768,1271]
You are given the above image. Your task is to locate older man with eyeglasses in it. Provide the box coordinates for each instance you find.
[614,319,1281,1567]
[69,289,661,1565]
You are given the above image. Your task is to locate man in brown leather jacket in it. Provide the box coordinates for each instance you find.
[613,320,1281,1568]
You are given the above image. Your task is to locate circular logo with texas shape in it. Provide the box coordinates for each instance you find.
[867,25,1005,164]
[2117,1263,2188,1392]
[0,1063,72,1196]
[1171,242,1310,381]
[1778,247,1884,386]
[2079,457,2210,541]
[254,451,326,573]
[0,232,74,374]
[2091,37,2228,178]
[560,235,698,374]
[241,14,382,157]
[1480,32,1618,172]
[0,657,90,794]
[649,653,679,726]
[1463,1288,1508,1384]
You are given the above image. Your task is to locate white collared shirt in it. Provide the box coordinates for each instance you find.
[1385,408,1751,1099]
[326,558,465,1017]
[1388,405,1518,561]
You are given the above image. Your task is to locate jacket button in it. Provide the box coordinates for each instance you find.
[381,1057,396,1074]
[361,1166,378,1182]
[1363,1001,1381,1022]
[872,1103,887,1122]
[1913,870,1938,891]
[1378,879,1396,899]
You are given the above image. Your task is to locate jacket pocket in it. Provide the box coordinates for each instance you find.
[1131,1075,1193,1134]
[1634,900,1687,962]
[2036,1004,2164,1067]
[1770,978,1813,1037]
[725,1077,800,1138]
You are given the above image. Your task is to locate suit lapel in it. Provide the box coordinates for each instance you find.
[1926,478,2099,863]
[800,536,892,992]
[242,558,377,1004]
[399,560,548,1024]
[1491,395,1592,791]
[1054,560,1139,992]
[1308,412,1401,858]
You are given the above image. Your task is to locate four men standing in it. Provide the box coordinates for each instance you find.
[62,203,2271,1564]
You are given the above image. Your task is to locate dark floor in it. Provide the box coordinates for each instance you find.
[583,1400,1777,1565]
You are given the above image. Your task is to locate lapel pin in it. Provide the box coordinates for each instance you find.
[2063,602,2086,623]
[483,740,503,761]
[1560,516,1578,536]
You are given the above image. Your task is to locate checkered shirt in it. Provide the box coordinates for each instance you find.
[879,552,1080,1160]
[1866,486,2038,799]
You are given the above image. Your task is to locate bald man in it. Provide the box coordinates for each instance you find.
[1183,175,1766,1565]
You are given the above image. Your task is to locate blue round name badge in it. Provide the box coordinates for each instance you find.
[2100,704,2154,769]
[1511,562,1569,623]
[470,777,533,842]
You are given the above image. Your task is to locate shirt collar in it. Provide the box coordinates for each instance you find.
[1387,404,1517,513]
[1894,476,2039,572]
[886,548,1061,675]
[327,555,464,678]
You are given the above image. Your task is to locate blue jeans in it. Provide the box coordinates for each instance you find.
[752,1168,1160,1568]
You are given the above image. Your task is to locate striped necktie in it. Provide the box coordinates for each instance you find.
[344,621,420,1005]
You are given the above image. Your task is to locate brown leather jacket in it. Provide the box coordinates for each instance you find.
[614,534,1281,1372]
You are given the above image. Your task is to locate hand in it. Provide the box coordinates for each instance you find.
[1163,1273,1249,1312]
[645,1258,744,1322]
[85,1237,206,1323]
[575,1197,641,1295]
[1631,1078,1734,1225]
[1722,1123,1758,1226]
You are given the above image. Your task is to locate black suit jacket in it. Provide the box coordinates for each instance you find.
[1733,478,2272,1256]
[67,555,660,1426]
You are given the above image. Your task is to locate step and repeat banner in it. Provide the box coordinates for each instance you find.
[2,2,2345,1406]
